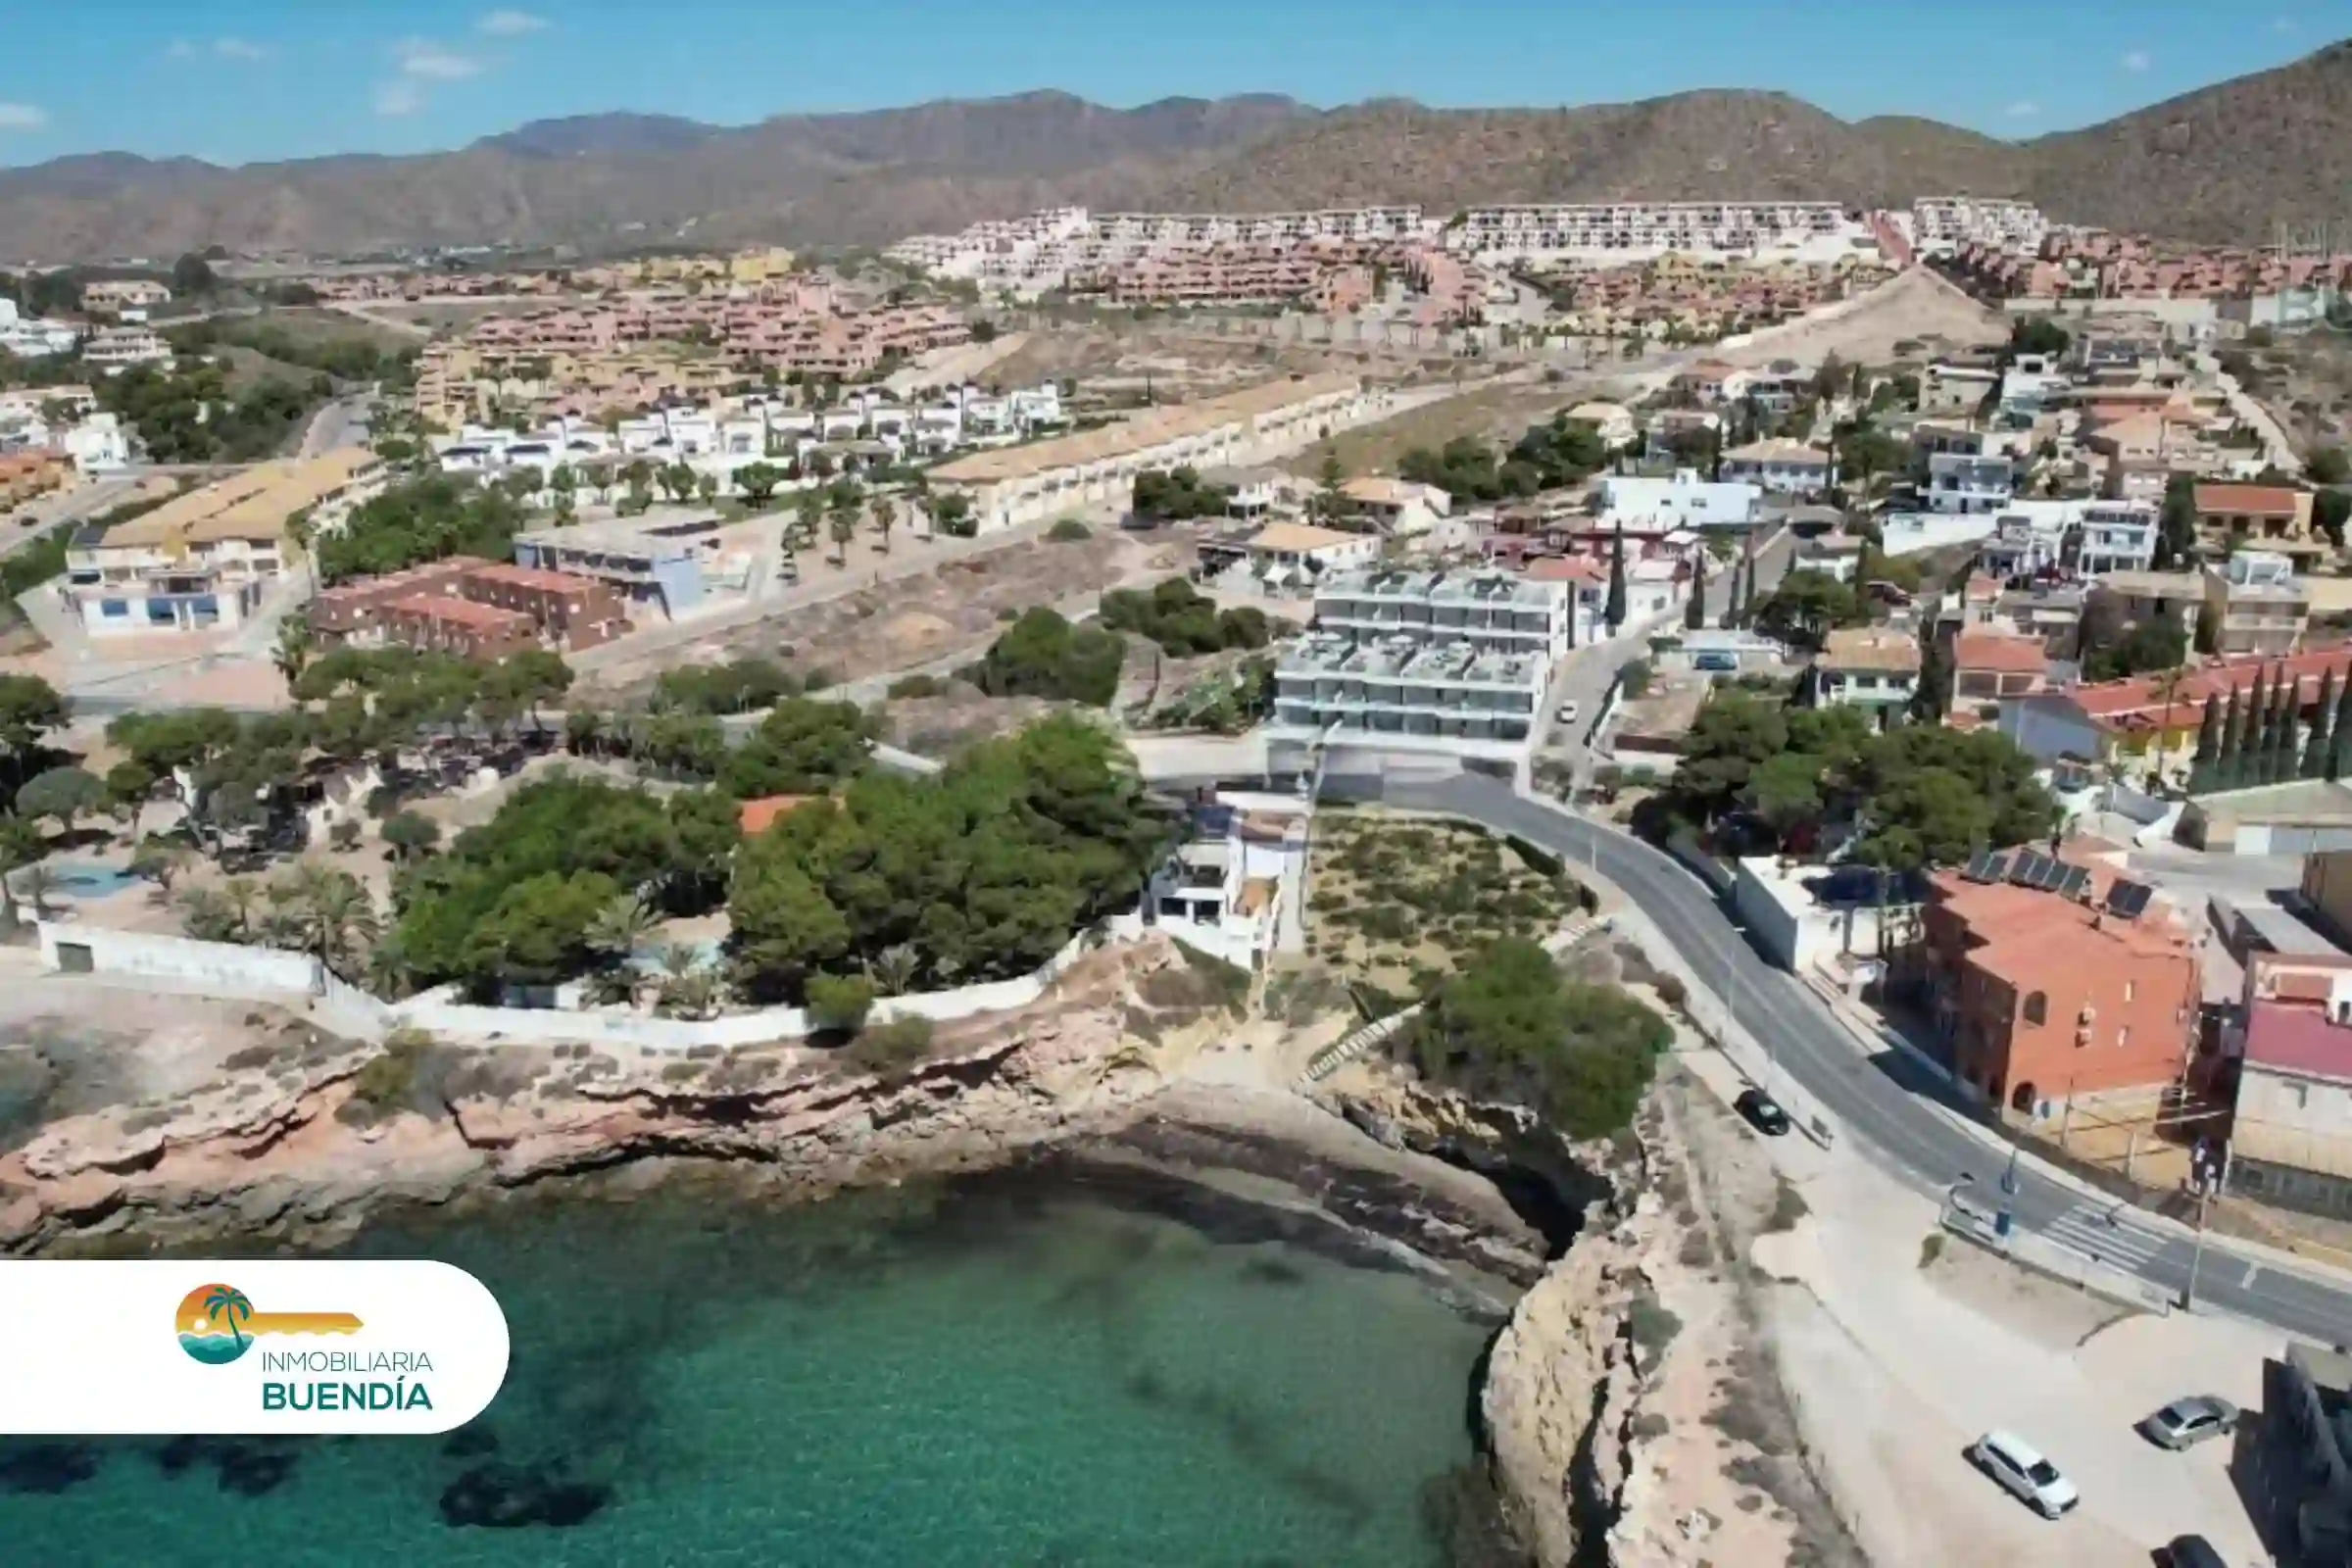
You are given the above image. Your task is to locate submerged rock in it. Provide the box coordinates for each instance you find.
[0,1442,101,1494]
[439,1461,612,1530]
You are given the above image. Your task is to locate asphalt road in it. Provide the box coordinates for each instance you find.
[1393,771,2352,1346]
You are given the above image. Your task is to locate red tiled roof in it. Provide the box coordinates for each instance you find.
[2067,650,2352,727]
[1954,631,2046,676]
[386,594,530,631]
[1525,557,1605,584]
[2245,1003,2352,1082]
[738,795,818,835]
[2193,483,2301,516]
[465,562,606,596]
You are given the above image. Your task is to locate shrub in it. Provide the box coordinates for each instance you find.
[887,673,949,700]
[1047,517,1092,542]
[805,972,876,1032]
[845,1015,934,1074]
[1505,834,1562,877]
[1169,937,1250,1012]
[1654,974,1688,1012]
[348,1028,432,1112]
[1628,1293,1682,1355]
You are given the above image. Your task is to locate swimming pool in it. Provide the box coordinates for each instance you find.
[34,861,143,898]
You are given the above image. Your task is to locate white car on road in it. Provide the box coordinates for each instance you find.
[1968,1430,2079,1518]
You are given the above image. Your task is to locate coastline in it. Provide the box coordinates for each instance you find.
[0,937,1652,1564]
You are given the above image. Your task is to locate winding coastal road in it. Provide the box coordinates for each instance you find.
[1391,772,2352,1346]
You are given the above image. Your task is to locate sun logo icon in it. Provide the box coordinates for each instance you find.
[175,1283,364,1365]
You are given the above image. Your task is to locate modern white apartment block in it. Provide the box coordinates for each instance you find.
[1926,451,2016,514]
[81,326,172,372]
[1442,201,1864,263]
[0,300,81,360]
[1910,197,2048,257]
[1272,631,1550,755]
[1311,567,1574,661]
[2073,500,2160,575]
[1268,568,1572,759]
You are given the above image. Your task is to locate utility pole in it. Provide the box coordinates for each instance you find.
[2183,1141,2228,1311]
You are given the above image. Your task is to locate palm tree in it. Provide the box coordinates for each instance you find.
[364,936,414,1001]
[869,496,896,554]
[656,944,719,1019]
[9,864,55,920]
[298,867,381,981]
[565,708,607,759]
[794,487,823,552]
[697,471,719,507]
[827,497,858,565]
[202,1285,253,1349]
[865,943,920,997]
[221,876,261,941]
[587,893,658,965]
[273,618,315,690]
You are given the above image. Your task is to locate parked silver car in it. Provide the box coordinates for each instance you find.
[2138,1396,2240,1450]
[1967,1430,2080,1518]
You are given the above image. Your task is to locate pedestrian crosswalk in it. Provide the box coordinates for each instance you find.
[2039,1201,2167,1269]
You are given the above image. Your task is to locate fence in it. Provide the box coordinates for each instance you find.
[35,920,1096,1053]
[1939,1197,2175,1315]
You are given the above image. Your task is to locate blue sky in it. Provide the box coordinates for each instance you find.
[0,2,2341,168]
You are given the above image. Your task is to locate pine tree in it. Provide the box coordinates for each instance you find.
[2246,667,2272,787]
[1686,553,1707,630]
[2219,685,2246,789]
[2191,693,2222,764]
[2332,667,2352,782]
[2276,669,2306,781]
[1605,523,1628,631]
[2306,669,2339,779]
[1912,632,1952,725]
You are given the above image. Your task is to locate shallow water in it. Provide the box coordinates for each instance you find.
[0,1165,1500,1566]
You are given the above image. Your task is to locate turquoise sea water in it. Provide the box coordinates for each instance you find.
[0,1165,1501,1566]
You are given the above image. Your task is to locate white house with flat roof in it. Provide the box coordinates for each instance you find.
[1596,468,1759,531]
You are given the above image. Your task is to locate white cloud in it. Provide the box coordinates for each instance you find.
[2121,48,2152,72]
[213,37,269,61]
[372,79,424,117]
[477,9,551,35]
[2275,15,2298,31]
[395,38,483,79]
[0,103,48,129]
[2003,101,2040,120]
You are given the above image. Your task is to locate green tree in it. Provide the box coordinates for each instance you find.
[869,495,896,554]
[1685,553,1707,630]
[1410,939,1671,1141]
[1912,631,1952,724]
[0,674,68,778]
[103,759,157,839]
[2309,447,2351,486]
[1604,524,1628,630]
[1744,752,1826,844]
[721,698,873,799]
[2315,487,2351,548]
[2153,473,2198,570]
[380,810,441,861]
[1751,570,1864,652]
[16,764,102,836]
[2307,669,2340,779]
[734,461,784,505]
[971,608,1124,707]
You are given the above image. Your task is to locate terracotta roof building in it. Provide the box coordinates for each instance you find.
[2229,953,2352,1216]
[1951,630,2049,707]
[1924,857,2200,1119]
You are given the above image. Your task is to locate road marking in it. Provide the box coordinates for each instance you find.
[2244,1262,2261,1289]
[2043,1203,2164,1268]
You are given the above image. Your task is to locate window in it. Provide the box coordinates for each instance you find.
[2022,992,2048,1026]
[2291,1082,2310,1111]
[2117,1027,2130,1049]
[2124,980,2135,1003]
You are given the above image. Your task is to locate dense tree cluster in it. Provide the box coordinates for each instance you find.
[391,775,742,997]
[2081,616,2187,683]
[316,475,533,583]
[99,364,318,465]
[1396,413,1607,505]
[1098,577,1275,656]
[1674,691,2054,868]
[2189,667,2352,794]
[1410,938,1672,1140]
[1129,467,1235,522]
[169,318,418,385]
[648,657,810,716]
[969,608,1126,706]
[1750,569,1867,652]
[726,715,1168,1004]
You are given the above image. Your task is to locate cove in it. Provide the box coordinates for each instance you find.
[0,1161,1501,1565]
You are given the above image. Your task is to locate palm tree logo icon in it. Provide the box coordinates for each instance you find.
[174,1282,362,1365]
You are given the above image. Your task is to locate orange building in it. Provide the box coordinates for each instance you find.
[1924,854,2200,1118]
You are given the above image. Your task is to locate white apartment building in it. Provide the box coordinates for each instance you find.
[0,299,81,360]
[1812,626,1921,729]
[1268,568,1573,760]
[1596,468,1761,530]
[2072,500,2159,575]
[1443,201,1863,263]
[1926,451,2015,515]
[81,278,173,313]
[1719,439,1833,497]
[930,373,1368,534]
[1910,197,2048,257]
[886,206,1427,298]
[81,326,172,372]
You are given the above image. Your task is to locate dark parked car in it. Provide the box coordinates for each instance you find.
[2154,1534,2229,1568]
[2137,1396,2240,1450]
[1735,1087,1790,1137]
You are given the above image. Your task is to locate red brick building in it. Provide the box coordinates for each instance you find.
[380,594,537,661]
[310,557,628,656]
[1924,857,2200,1118]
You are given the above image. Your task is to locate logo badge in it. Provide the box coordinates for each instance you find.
[174,1282,365,1365]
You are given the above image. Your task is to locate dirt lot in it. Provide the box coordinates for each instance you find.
[1281,372,1621,480]
[988,321,1468,408]
[875,684,1057,757]
[588,530,1182,703]
[2229,332,2352,451]
[1300,812,1583,995]
[1715,268,2009,371]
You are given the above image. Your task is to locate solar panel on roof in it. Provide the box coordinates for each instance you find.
[2057,865,2092,900]
[2037,858,2071,892]
[1984,853,2011,882]
[2105,880,2154,919]
[2008,851,2048,887]
[1961,850,1997,883]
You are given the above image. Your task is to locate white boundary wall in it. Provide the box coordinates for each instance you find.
[34,921,1094,1051]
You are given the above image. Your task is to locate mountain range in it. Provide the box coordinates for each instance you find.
[8,41,2352,264]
